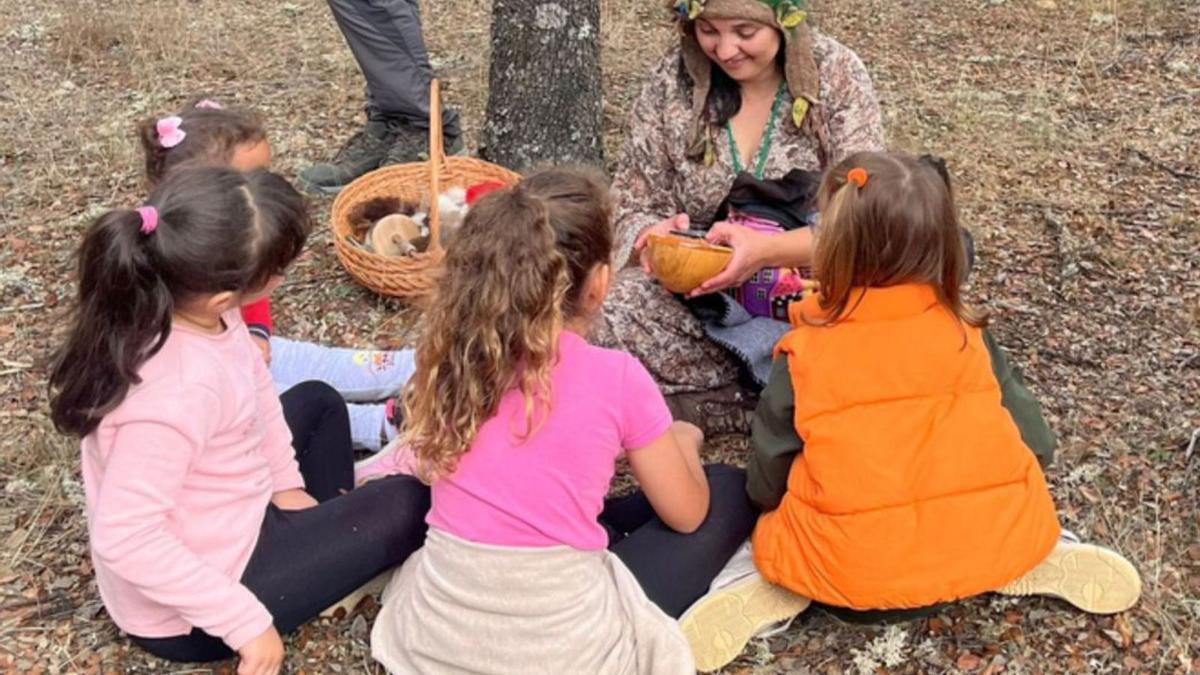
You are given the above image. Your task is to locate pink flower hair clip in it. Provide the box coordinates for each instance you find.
[195,99,223,110]
[156,116,186,148]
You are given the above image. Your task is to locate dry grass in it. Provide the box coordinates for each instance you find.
[1,0,1197,672]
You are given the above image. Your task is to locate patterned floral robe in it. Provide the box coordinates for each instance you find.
[593,32,886,394]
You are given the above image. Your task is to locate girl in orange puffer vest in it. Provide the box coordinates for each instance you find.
[681,152,1141,673]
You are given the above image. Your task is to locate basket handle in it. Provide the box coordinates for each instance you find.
[427,80,444,253]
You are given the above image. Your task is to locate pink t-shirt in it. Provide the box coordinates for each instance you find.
[426,331,672,550]
[80,310,303,650]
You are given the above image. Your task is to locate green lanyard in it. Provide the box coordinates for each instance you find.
[725,83,787,179]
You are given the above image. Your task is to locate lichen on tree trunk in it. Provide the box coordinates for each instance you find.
[481,0,604,170]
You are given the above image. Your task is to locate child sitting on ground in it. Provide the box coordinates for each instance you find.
[49,166,430,672]
[681,152,1142,672]
[139,99,412,453]
[370,168,759,674]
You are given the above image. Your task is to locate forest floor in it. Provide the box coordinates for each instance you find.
[0,0,1197,672]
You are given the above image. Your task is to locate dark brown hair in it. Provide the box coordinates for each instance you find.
[138,98,265,186]
[811,151,986,329]
[49,167,311,436]
[401,167,613,480]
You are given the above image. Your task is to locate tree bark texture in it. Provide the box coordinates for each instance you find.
[482,0,603,170]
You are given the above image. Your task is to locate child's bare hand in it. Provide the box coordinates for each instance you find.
[251,335,271,365]
[237,626,283,675]
[634,214,690,275]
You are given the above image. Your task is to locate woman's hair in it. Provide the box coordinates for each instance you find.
[810,151,986,329]
[138,98,265,186]
[49,166,310,436]
[401,168,613,481]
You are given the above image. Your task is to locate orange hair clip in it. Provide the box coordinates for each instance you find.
[846,167,868,188]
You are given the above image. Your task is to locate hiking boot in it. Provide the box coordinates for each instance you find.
[298,119,397,196]
[381,119,466,166]
[665,384,757,437]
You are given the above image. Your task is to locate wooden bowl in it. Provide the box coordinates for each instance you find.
[647,234,733,294]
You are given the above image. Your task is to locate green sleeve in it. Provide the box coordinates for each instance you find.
[746,355,805,511]
[983,329,1057,469]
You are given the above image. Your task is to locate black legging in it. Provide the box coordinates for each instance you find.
[602,463,756,618]
[278,380,355,501]
[131,381,430,663]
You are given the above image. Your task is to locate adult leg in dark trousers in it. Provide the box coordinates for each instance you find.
[299,0,463,194]
[325,0,461,135]
[131,381,430,663]
[603,463,757,618]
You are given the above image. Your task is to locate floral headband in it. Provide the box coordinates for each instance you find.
[675,0,808,30]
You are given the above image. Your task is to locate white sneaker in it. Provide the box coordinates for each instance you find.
[708,541,758,590]
[701,542,799,638]
[679,543,810,673]
[995,533,1141,614]
[319,570,390,618]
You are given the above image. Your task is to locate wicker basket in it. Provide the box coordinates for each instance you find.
[330,80,520,302]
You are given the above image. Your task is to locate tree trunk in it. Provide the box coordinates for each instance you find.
[481,0,603,170]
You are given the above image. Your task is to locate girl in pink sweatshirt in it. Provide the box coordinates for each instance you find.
[48,166,429,674]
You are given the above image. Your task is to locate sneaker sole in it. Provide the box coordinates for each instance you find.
[995,541,1141,614]
[320,570,390,618]
[680,575,810,672]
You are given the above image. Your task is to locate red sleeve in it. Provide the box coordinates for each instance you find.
[240,298,273,339]
[466,181,507,205]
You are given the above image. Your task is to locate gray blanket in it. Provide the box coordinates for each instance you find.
[686,292,791,389]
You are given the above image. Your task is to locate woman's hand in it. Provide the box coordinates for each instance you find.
[270,488,318,511]
[237,625,284,675]
[688,221,772,297]
[634,214,691,275]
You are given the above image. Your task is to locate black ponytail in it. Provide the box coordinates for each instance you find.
[49,209,174,435]
[49,166,310,436]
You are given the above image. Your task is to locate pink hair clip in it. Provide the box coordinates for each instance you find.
[136,206,159,234]
[195,99,223,110]
[156,116,186,148]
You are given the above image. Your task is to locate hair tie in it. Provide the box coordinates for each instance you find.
[156,116,186,148]
[846,167,868,189]
[136,206,159,234]
[195,99,223,110]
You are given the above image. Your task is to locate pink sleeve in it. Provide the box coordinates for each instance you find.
[250,349,304,493]
[89,385,273,650]
[619,356,673,451]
